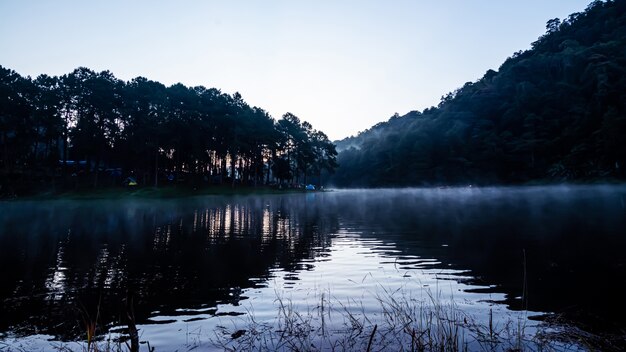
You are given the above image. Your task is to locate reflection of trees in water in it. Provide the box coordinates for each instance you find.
[0,196,338,340]
[326,188,626,336]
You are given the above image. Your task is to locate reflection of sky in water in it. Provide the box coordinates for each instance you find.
[135,230,533,351]
[45,240,68,301]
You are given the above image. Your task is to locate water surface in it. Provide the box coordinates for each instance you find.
[1,185,625,350]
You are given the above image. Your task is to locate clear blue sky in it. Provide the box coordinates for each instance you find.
[0,1,591,140]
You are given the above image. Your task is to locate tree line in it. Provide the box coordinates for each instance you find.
[332,0,626,187]
[0,67,337,195]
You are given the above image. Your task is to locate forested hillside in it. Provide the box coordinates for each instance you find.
[0,67,337,196]
[332,0,626,187]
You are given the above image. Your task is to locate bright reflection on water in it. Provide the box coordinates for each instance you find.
[0,185,625,351]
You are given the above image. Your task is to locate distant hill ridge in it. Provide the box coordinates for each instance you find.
[332,0,626,187]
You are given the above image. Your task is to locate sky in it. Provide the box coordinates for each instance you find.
[0,1,592,140]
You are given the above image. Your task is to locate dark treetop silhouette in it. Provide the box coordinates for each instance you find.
[0,68,337,196]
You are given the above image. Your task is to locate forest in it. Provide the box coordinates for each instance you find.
[3,1,626,195]
[332,0,626,187]
[0,67,337,196]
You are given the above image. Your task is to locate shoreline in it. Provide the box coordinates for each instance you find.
[2,180,625,201]
[0,185,321,201]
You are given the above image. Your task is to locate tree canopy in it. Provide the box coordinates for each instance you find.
[0,67,337,195]
[332,0,626,187]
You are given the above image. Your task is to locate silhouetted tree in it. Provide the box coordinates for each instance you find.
[0,66,338,195]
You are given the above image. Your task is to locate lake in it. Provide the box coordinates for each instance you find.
[1,185,625,351]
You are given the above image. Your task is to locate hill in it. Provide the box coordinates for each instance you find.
[331,0,626,187]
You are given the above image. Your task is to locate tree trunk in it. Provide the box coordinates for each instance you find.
[62,131,69,186]
[154,146,159,187]
[220,156,227,184]
[230,153,237,188]
[93,152,101,188]
[254,153,259,187]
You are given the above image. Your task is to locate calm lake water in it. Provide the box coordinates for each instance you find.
[0,185,625,351]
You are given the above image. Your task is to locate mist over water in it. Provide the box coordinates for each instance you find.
[1,185,625,350]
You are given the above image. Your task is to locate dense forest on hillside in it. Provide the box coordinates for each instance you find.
[0,67,337,196]
[332,0,626,187]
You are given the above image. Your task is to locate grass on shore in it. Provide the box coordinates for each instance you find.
[5,286,622,352]
[210,286,611,352]
[6,185,313,201]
